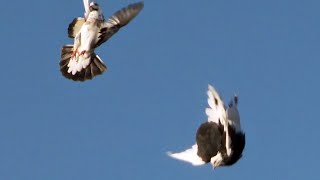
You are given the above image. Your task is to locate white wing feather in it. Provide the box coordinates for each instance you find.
[167,144,205,166]
[206,84,233,156]
[83,0,90,19]
[206,84,227,125]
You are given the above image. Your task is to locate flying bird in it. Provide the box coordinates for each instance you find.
[60,0,144,81]
[168,85,245,169]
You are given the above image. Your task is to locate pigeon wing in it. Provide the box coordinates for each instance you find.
[83,0,90,19]
[205,84,227,125]
[226,96,241,132]
[95,1,144,47]
[68,17,85,38]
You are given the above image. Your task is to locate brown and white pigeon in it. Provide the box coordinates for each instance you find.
[60,0,144,81]
[168,85,245,169]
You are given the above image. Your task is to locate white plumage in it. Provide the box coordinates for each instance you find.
[206,85,227,125]
[167,145,205,166]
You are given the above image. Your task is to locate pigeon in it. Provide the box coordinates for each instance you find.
[168,85,245,169]
[60,0,144,81]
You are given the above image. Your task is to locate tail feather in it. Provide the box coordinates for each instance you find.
[167,144,206,166]
[60,45,107,82]
[92,55,107,72]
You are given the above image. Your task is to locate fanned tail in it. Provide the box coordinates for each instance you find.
[60,45,107,82]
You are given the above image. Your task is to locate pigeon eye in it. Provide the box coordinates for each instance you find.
[90,6,98,11]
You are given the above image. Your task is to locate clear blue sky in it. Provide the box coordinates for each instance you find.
[1,0,319,179]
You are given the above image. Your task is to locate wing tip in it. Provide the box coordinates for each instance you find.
[207,84,218,94]
[132,1,144,9]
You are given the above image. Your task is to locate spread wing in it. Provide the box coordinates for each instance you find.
[167,144,206,166]
[95,1,144,47]
[206,84,227,125]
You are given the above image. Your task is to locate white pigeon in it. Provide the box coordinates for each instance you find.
[60,0,144,81]
[168,84,245,169]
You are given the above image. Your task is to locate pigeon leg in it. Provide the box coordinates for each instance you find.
[71,48,78,58]
[79,50,86,56]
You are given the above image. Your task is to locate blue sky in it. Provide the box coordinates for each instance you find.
[1,0,319,179]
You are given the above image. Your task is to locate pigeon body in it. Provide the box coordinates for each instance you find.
[60,0,144,81]
[196,121,223,163]
[168,85,245,169]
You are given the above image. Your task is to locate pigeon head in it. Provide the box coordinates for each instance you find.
[210,153,224,169]
[213,160,222,169]
[89,2,100,11]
